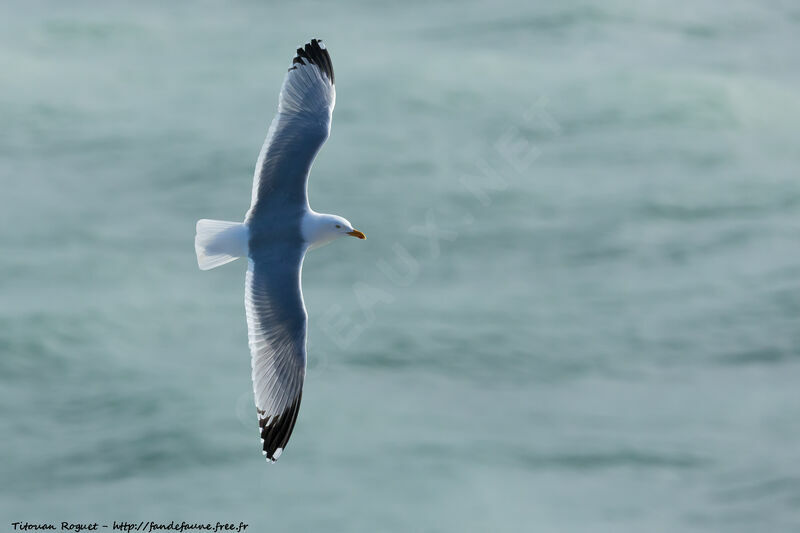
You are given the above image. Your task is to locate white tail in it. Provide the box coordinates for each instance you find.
[195,219,249,270]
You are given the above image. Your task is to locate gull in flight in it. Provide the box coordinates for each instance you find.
[194,39,365,463]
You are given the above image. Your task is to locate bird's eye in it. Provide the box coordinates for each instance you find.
[335,224,341,228]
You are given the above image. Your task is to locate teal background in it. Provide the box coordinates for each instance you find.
[2,1,800,531]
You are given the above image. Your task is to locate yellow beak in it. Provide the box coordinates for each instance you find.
[347,229,366,240]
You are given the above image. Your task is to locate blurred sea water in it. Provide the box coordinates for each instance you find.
[1,1,800,531]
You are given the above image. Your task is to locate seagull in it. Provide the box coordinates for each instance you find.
[194,39,365,463]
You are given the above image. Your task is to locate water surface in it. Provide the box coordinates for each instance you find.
[1,1,800,531]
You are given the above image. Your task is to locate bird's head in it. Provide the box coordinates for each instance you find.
[305,213,365,250]
[330,215,366,240]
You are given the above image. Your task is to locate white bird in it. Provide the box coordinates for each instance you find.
[194,39,365,463]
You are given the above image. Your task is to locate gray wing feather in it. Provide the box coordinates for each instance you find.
[247,39,335,219]
[246,242,306,462]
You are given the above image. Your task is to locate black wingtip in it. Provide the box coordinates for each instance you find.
[258,391,303,463]
[286,38,334,83]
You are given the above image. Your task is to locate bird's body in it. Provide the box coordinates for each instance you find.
[194,39,364,463]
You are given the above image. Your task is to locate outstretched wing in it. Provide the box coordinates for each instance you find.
[247,39,336,219]
[246,242,307,462]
